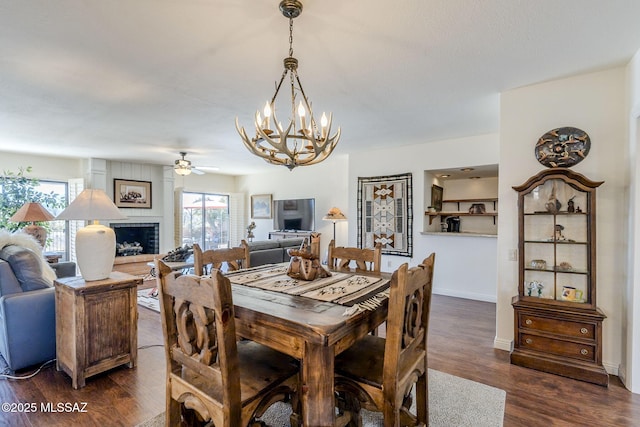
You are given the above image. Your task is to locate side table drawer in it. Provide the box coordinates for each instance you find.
[519,333,596,362]
[518,313,595,340]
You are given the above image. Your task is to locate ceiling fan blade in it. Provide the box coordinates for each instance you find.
[191,168,205,175]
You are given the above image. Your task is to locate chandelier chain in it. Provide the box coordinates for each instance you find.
[289,17,294,58]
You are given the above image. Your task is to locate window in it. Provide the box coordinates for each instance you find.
[37,181,69,259]
[0,177,68,259]
[181,192,230,250]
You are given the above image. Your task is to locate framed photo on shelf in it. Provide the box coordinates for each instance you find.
[431,184,444,212]
[251,194,272,219]
[114,179,152,209]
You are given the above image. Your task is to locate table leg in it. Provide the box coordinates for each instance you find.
[302,342,335,427]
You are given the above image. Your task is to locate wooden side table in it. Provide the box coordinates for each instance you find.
[55,271,141,389]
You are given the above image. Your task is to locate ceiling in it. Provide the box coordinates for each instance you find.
[1,1,640,176]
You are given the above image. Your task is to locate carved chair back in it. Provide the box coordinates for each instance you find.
[327,239,382,272]
[155,260,299,426]
[335,253,435,426]
[193,240,250,275]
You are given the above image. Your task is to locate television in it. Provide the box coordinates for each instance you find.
[273,198,315,231]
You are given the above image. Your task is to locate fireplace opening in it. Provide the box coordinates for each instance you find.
[110,222,160,256]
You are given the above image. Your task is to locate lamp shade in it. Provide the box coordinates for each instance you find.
[323,207,347,221]
[56,189,126,221]
[9,202,55,223]
[56,189,126,281]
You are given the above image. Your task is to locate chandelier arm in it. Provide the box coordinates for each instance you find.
[271,67,289,106]
[255,112,297,159]
[297,132,341,166]
[289,73,298,134]
[293,72,315,119]
[237,120,289,167]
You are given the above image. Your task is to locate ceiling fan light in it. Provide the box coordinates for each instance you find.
[174,164,192,176]
[174,152,193,176]
[174,160,192,176]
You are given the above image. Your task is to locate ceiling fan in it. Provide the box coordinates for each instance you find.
[173,151,206,176]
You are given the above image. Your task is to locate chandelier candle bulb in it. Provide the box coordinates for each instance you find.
[263,102,271,130]
[298,101,307,131]
[321,113,328,139]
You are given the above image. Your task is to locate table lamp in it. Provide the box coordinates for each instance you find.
[9,202,55,247]
[322,207,347,243]
[56,189,126,281]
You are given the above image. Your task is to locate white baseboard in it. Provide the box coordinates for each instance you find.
[494,337,513,352]
[433,287,496,303]
[604,362,619,376]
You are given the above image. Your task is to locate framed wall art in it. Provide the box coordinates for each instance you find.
[357,173,413,257]
[114,179,152,209]
[251,194,272,219]
[431,184,444,212]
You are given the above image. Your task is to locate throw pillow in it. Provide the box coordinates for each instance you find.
[0,245,52,292]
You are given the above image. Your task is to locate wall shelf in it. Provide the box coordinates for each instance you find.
[426,198,498,225]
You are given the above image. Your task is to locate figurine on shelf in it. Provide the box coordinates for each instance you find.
[545,182,562,213]
[575,206,583,213]
[567,196,575,213]
[527,281,537,297]
[246,221,256,242]
[537,282,544,298]
[554,224,565,241]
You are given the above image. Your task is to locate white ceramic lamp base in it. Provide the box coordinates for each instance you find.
[76,223,116,281]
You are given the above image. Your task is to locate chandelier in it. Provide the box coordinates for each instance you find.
[235,0,340,171]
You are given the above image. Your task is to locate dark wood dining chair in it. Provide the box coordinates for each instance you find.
[334,253,436,427]
[193,240,250,275]
[155,260,299,426]
[327,239,382,272]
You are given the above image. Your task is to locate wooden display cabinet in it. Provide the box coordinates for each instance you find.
[511,168,608,386]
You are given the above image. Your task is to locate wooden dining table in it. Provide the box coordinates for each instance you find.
[225,263,391,427]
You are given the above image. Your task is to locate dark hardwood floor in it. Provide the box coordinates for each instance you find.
[0,294,638,426]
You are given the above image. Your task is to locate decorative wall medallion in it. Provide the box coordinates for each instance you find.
[535,127,590,168]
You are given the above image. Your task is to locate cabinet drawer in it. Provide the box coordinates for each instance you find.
[519,333,595,362]
[519,313,595,340]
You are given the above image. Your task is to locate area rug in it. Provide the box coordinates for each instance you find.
[135,369,505,427]
[357,172,413,257]
[137,288,160,312]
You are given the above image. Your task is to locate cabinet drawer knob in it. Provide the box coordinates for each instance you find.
[580,328,588,334]
[525,338,533,344]
[525,319,532,325]
[580,349,589,356]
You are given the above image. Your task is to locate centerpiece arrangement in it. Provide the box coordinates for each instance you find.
[286,237,331,281]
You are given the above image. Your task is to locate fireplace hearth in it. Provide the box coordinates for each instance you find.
[110,222,160,256]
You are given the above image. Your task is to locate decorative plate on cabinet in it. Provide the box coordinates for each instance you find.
[535,127,590,168]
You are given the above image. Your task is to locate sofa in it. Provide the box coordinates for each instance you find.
[246,234,320,267]
[246,238,305,267]
[0,244,76,371]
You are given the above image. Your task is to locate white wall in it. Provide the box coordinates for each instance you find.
[348,133,500,302]
[237,135,500,302]
[625,48,640,392]
[0,152,83,181]
[173,171,237,194]
[497,67,628,375]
